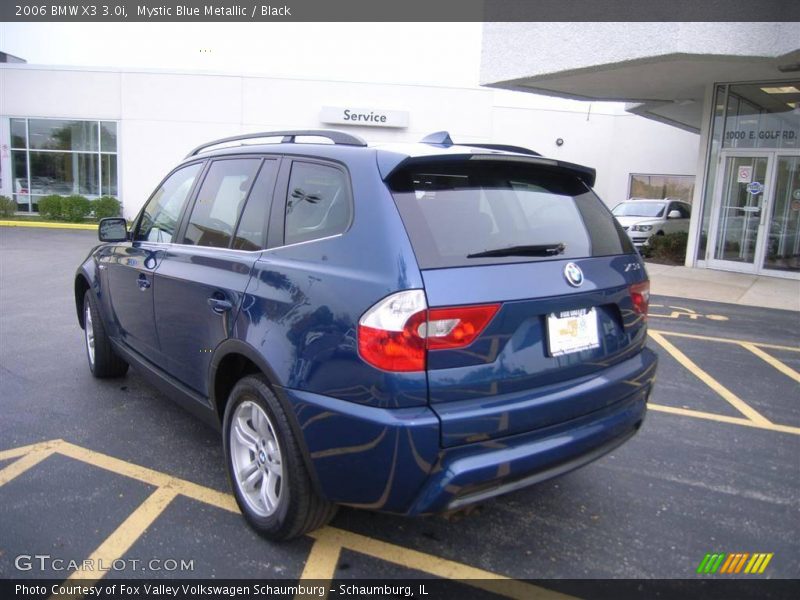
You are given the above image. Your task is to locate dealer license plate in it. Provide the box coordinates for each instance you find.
[546,308,600,356]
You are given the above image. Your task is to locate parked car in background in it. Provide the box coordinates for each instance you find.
[612,198,692,247]
[75,130,656,540]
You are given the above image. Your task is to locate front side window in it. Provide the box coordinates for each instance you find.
[183,159,260,248]
[285,162,351,245]
[135,163,202,243]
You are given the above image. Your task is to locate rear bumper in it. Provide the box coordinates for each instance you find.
[281,347,656,515]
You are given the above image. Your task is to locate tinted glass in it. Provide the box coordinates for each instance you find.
[135,163,202,243]
[100,121,117,152]
[10,119,26,148]
[388,160,633,269]
[612,201,666,218]
[233,160,278,251]
[285,162,351,245]
[183,159,260,248]
[27,119,98,151]
[28,151,99,196]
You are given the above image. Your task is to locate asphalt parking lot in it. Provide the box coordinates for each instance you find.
[1,227,798,597]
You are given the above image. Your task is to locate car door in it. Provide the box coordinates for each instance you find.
[665,200,690,234]
[152,157,280,397]
[101,162,204,359]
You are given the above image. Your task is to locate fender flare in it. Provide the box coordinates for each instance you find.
[209,339,325,497]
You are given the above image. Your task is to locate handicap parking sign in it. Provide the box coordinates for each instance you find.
[746,181,764,196]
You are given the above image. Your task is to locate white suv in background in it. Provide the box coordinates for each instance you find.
[612,198,692,248]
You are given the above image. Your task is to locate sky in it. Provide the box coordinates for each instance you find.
[0,23,485,87]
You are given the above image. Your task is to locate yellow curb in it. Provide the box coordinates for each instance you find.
[0,220,97,230]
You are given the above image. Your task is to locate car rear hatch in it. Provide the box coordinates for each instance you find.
[386,154,651,447]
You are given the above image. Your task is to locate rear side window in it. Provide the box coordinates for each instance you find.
[285,162,351,245]
[135,163,202,243]
[232,159,279,251]
[387,159,634,269]
[183,159,260,248]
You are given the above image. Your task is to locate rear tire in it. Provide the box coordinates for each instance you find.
[83,290,129,378]
[223,374,337,541]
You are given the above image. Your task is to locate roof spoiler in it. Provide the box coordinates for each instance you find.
[420,131,541,157]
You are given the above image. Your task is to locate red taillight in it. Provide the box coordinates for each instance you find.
[357,290,500,372]
[424,305,500,350]
[629,280,650,318]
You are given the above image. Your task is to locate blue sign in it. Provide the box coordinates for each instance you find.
[746,181,764,196]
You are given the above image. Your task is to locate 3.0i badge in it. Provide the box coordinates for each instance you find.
[564,262,584,287]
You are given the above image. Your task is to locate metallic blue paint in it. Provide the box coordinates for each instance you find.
[75,140,657,516]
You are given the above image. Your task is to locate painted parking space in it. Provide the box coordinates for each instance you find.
[1,229,798,590]
[0,440,562,599]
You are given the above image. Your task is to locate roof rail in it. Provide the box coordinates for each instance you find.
[419,131,540,156]
[185,129,367,158]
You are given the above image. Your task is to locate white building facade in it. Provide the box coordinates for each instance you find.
[0,64,699,222]
[481,22,800,279]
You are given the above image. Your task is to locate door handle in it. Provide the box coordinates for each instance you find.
[208,297,233,313]
[137,274,151,290]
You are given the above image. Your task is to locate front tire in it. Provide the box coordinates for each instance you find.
[223,375,337,540]
[83,290,128,378]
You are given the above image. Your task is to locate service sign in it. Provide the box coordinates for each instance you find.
[320,106,409,128]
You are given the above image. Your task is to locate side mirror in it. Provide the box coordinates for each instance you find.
[667,210,682,219]
[98,217,128,242]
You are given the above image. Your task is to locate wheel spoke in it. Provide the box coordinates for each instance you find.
[260,472,273,511]
[266,469,280,508]
[239,461,261,489]
[233,419,258,451]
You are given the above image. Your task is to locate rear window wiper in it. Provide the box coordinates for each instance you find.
[467,243,565,259]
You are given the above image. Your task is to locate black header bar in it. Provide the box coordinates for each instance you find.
[2,0,799,22]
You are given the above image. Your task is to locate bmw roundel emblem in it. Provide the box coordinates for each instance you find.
[564,262,584,287]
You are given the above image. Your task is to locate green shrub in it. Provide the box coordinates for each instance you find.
[37,194,64,220]
[648,231,689,264]
[0,195,15,218]
[93,196,122,219]
[61,195,92,222]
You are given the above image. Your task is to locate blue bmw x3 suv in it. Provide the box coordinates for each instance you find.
[75,130,657,540]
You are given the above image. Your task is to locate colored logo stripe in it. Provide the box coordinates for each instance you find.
[697,553,773,574]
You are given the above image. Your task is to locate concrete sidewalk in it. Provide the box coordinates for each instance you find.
[646,262,800,312]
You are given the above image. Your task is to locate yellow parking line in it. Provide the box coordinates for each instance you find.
[650,329,800,353]
[740,343,800,384]
[0,448,56,486]
[55,487,178,599]
[296,529,343,599]
[0,220,97,230]
[55,440,240,513]
[648,331,773,426]
[311,527,576,600]
[0,438,63,461]
[649,404,800,436]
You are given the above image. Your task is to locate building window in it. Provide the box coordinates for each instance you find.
[9,118,119,213]
[628,174,695,202]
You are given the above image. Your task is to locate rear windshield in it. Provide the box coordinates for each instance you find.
[387,159,634,269]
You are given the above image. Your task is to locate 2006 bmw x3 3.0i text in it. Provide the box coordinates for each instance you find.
[75,130,657,540]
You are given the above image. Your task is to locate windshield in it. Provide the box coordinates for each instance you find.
[612,201,666,218]
[387,160,634,269]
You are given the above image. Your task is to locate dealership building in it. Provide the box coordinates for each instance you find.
[0,63,697,219]
[481,22,800,279]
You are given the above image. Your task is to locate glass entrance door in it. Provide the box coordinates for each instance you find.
[710,154,771,271]
[762,155,800,275]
